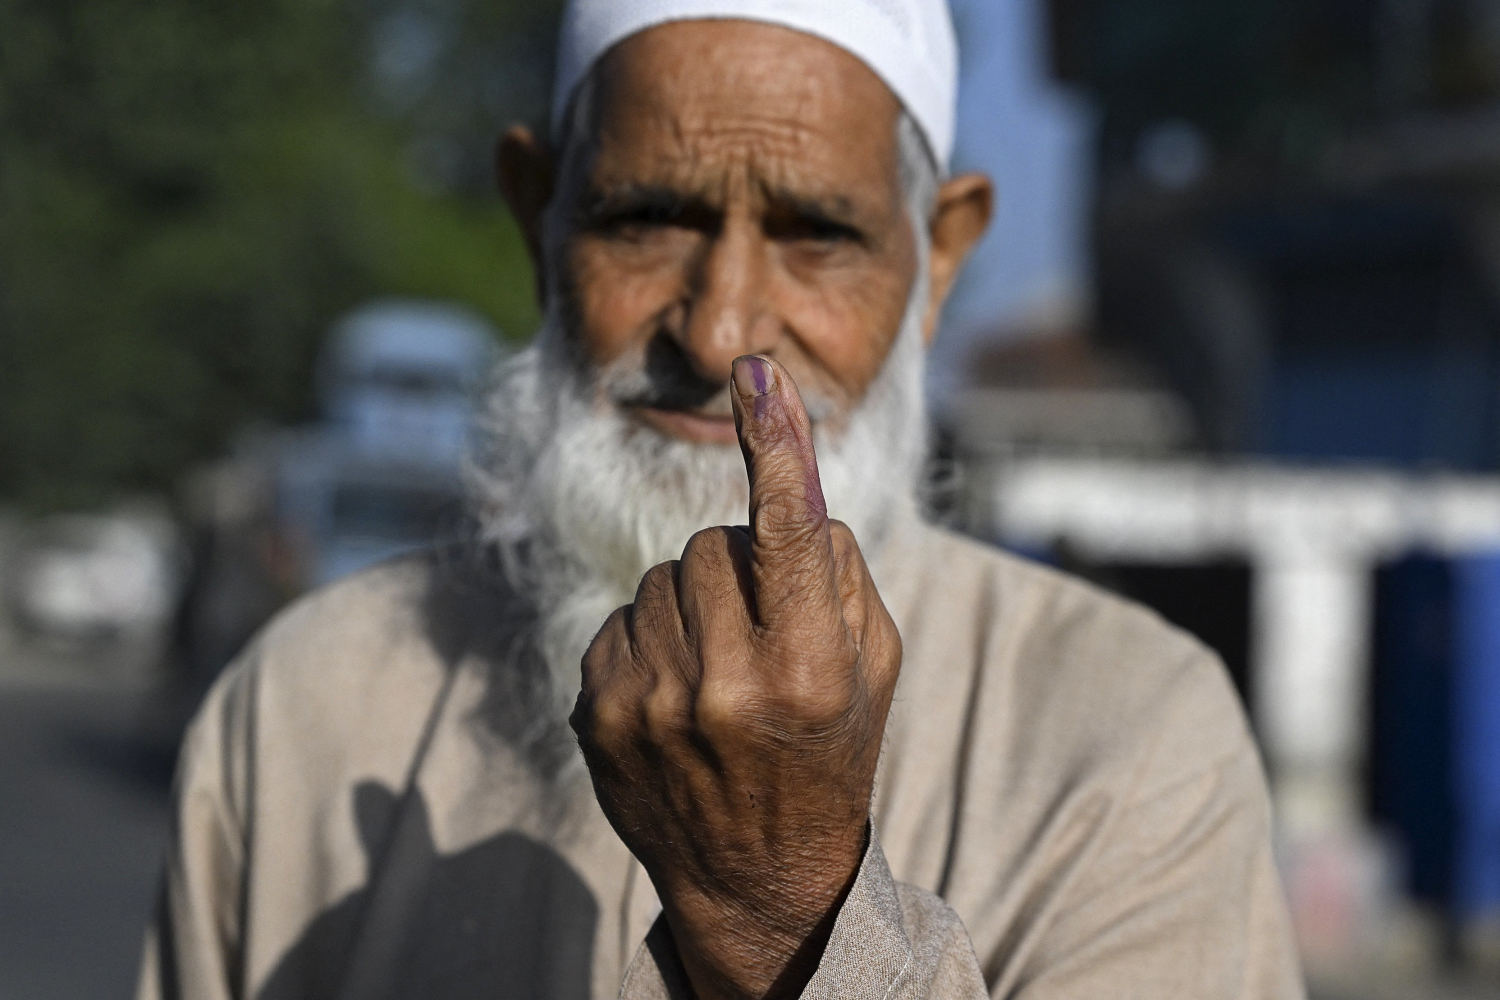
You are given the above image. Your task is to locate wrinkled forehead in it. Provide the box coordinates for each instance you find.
[573,20,906,205]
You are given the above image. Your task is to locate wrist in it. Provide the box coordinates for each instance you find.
[654,828,868,1000]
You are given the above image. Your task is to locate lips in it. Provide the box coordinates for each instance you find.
[629,405,740,445]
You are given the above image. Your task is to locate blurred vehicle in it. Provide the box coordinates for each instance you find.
[320,299,494,467]
[170,300,500,700]
[286,299,499,584]
[6,506,180,648]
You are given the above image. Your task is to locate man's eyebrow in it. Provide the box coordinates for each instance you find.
[573,182,878,239]
[574,184,714,228]
[763,186,864,225]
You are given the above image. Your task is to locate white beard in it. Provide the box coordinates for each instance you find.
[467,298,929,747]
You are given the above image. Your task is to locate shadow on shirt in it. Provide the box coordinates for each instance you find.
[258,781,597,1000]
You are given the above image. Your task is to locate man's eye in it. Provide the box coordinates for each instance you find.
[590,202,721,244]
[771,215,863,245]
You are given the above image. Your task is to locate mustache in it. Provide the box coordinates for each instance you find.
[600,336,836,422]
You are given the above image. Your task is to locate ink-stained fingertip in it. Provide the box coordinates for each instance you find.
[732,355,775,399]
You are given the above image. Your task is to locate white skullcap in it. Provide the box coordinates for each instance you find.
[551,0,958,168]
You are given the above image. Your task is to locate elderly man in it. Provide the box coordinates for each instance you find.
[139,2,1305,998]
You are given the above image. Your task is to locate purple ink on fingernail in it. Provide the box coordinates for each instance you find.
[750,358,769,395]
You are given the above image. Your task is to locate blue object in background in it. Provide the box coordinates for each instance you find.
[1453,555,1500,917]
[1216,197,1500,469]
[1373,553,1500,920]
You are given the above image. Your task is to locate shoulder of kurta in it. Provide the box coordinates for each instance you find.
[252,550,448,691]
[203,550,476,781]
[875,523,1295,995]
[897,522,1258,796]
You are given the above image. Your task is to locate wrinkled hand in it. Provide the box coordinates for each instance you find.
[570,355,903,1000]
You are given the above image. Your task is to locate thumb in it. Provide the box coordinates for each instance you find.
[730,355,839,628]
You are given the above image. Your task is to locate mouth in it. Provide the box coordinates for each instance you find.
[627,405,740,445]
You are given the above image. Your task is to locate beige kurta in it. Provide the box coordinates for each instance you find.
[138,519,1306,999]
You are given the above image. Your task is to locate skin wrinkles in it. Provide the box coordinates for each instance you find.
[557,23,918,441]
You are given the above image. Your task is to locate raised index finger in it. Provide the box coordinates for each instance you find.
[730,355,840,630]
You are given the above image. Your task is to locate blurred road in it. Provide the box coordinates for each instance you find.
[0,646,176,1000]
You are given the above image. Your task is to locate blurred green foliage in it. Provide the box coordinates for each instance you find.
[0,0,560,511]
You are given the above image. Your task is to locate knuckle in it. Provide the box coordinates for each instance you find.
[682,526,730,563]
[631,562,680,632]
[761,644,865,729]
[682,528,754,617]
[833,529,867,573]
[828,520,869,582]
[642,679,687,744]
[691,684,744,743]
[883,617,903,667]
[782,680,857,730]
[570,685,609,740]
[589,692,636,746]
[590,604,630,645]
[635,561,677,603]
[580,606,631,692]
[869,601,901,653]
[754,490,821,537]
[757,562,823,610]
[594,689,631,735]
[566,692,589,737]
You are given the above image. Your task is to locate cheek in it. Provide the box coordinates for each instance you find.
[565,240,693,366]
[782,259,915,401]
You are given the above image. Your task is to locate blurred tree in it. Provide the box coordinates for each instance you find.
[361,0,564,190]
[0,0,560,511]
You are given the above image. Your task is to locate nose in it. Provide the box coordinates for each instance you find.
[671,219,781,382]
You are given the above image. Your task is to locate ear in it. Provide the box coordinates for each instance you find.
[495,125,557,306]
[920,172,994,346]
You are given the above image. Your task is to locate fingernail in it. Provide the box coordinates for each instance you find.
[733,356,775,397]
